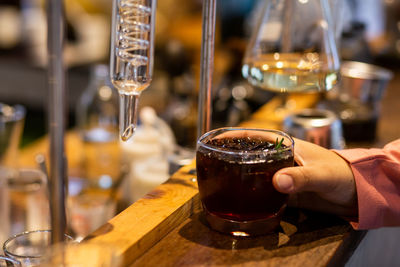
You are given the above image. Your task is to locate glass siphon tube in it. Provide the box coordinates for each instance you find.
[110,0,156,141]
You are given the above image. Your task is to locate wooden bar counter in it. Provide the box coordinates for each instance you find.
[19,72,400,266]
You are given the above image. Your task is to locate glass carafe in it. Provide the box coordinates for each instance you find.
[242,0,340,96]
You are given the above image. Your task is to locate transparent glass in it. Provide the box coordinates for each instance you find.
[196,127,294,236]
[110,0,157,141]
[76,64,119,141]
[0,168,50,246]
[67,176,117,241]
[0,103,25,168]
[76,64,121,190]
[3,230,74,267]
[328,0,345,45]
[242,0,340,94]
[0,256,21,267]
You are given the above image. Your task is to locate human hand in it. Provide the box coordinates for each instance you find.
[272,138,358,218]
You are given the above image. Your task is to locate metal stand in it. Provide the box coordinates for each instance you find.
[197,0,217,139]
[46,0,67,244]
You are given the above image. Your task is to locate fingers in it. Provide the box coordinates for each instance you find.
[271,138,358,217]
[273,166,327,194]
[273,173,295,192]
[292,138,331,164]
[273,164,357,208]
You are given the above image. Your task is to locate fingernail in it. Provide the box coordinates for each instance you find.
[276,174,294,192]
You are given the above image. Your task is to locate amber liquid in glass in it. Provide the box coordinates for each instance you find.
[242,53,338,93]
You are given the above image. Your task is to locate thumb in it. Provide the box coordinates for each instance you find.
[273,166,327,194]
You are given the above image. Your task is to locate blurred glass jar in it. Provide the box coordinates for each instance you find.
[75,64,121,189]
[318,61,393,143]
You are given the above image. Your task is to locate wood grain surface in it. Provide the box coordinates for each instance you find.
[131,209,358,267]
[84,162,201,265]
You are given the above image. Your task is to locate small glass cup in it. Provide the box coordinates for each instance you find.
[3,230,74,267]
[67,176,117,241]
[0,168,50,245]
[196,128,294,236]
[0,255,21,267]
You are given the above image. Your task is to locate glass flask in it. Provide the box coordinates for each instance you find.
[110,0,157,141]
[242,0,340,94]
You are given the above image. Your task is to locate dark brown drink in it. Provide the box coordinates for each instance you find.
[196,128,294,236]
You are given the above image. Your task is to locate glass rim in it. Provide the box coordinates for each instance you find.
[3,230,74,260]
[0,255,21,266]
[197,127,294,155]
[0,167,47,192]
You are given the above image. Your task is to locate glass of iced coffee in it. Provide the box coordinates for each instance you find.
[196,128,294,236]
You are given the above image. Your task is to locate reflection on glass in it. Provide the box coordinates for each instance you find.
[242,0,340,94]
[3,230,74,267]
[0,255,21,267]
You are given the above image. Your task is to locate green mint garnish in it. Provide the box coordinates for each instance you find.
[275,137,284,150]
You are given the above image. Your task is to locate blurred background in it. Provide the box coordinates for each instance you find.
[0,0,399,147]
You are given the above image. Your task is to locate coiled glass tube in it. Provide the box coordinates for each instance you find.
[110,0,156,141]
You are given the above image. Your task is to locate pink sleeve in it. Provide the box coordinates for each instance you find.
[334,139,400,230]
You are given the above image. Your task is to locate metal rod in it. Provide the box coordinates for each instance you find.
[46,0,67,244]
[282,0,293,53]
[197,0,216,139]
